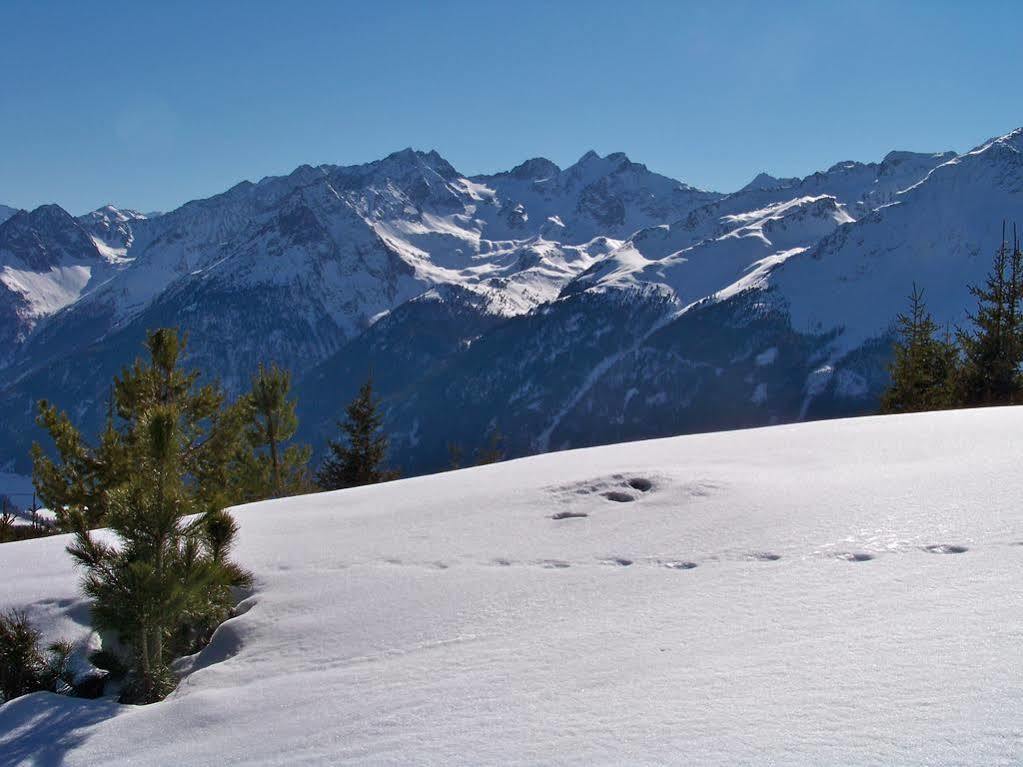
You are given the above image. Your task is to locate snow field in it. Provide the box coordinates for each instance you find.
[1,409,1021,764]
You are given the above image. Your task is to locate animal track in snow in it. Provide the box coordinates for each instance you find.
[922,544,968,554]
[603,491,635,503]
[548,473,660,507]
[468,544,986,572]
[832,552,875,562]
[661,560,699,570]
[539,559,571,569]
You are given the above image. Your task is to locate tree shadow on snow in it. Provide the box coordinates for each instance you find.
[0,692,120,767]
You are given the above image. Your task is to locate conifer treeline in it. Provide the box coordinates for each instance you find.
[882,225,1023,413]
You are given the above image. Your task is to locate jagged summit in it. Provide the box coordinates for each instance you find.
[371,147,460,180]
[88,204,146,220]
[739,172,799,192]
[566,149,639,177]
[502,157,561,181]
[79,205,147,252]
[0,204,103,270]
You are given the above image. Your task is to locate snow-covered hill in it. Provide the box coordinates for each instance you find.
[1,409,1021,764]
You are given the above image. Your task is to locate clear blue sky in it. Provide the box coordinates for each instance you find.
[2,0,1022,215]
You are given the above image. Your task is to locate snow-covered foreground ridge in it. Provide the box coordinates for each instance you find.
[2,409,1022,765]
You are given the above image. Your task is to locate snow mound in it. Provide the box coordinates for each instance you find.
[1,409,1022,764]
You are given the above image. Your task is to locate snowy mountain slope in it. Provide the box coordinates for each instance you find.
[561,134,1022,433]
[77,205,147,255]
[370,134,1020,472]
[0,149,709,472]
[41,148,707,338]
[616,148,956,262]
[2,409,1022,765]
[659,128,1023,420]
[0,205,128,366]
[471,150,723,243]
[566,194,854,303]
[0,204,16,225]
[774,128,1023,352]
[295,283,515,451]
[375,282,687,470]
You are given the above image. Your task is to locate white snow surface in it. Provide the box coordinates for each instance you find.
[2,409,1022,765]
[0,264,96,318]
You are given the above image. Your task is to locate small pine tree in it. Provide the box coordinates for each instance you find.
[0,609,75,703]
[881,285,958,413]
[233,363,312,501]
[113,329,244,510]
[33,328,251,704]
[33,328,243,530]
[66,408,251,704]
[958,228,1023,406]
[317,378,398,489]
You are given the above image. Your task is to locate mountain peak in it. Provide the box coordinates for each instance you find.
[0,203,102,270]
[88,204,147,222]
[385,147,421,163]
[504,157,561,181]
[739,172,798,193]
[570,150,633,168]
[374,147,459,180]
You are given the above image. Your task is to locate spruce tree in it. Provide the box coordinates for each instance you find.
[317,378,398,489]
[881,285,958,413]
[232,364,311,501]
[958,227,1023,406]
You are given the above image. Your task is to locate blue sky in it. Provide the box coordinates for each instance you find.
[2,0,1022,214]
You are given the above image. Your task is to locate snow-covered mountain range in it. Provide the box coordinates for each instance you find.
[2,129,1021,474]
